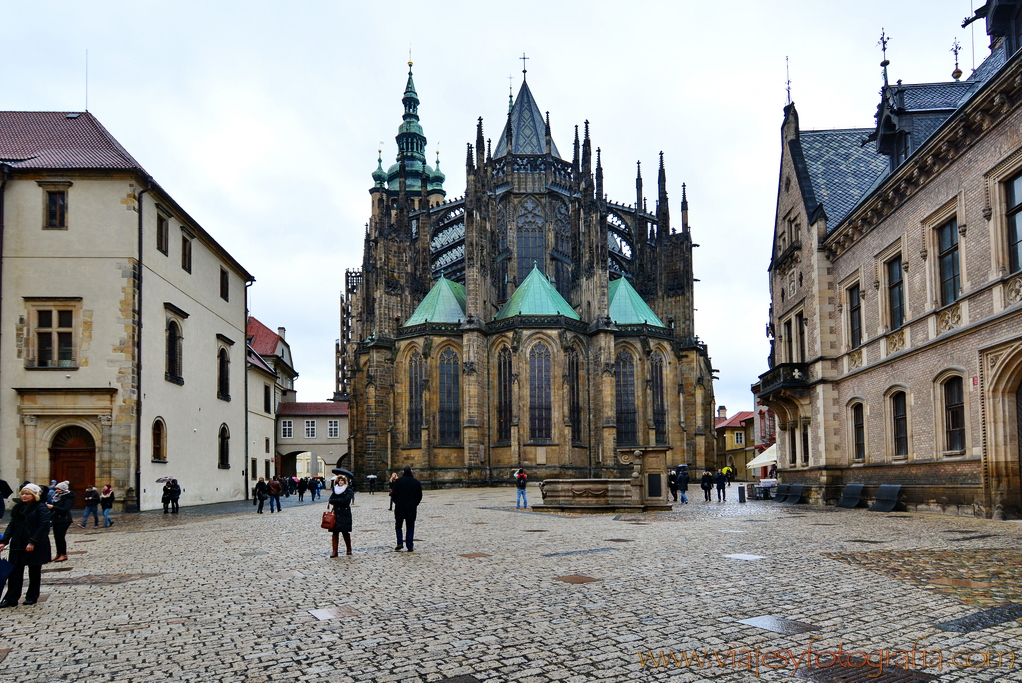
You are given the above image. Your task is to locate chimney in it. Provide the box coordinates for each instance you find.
[717,406,727,419]
[277,327,286,340]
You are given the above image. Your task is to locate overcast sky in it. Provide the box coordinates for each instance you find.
[2,0,984,414]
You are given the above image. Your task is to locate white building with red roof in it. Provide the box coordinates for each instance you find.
[0,111,254,510]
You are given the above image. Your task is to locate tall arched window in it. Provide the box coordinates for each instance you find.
[851,403,865,461]
[497,346,513,443]
[516,197,545,283]
[166,320,183,382]
[217,347,230,400]
[407,352,424,446]
[529,343,552,441]
[891,391,908,457]
[218,424,230,469]
[944,376,965,452]
[438,348,461,445]
[650,352,667,445]
[568,348,582,443]
[615,350,637,445]
[152,419,166,462]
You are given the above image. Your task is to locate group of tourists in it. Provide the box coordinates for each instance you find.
[323,466,423,557]
[667,466,733,502]
[0,478,118,608]
[253,475,325,514]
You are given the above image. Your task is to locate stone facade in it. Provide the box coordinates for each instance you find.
[341,67,716,484]
[757,16,1022,518]
[0,112,253,511]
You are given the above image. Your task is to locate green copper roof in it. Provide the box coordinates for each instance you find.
[404,276,466,326]
[608,277,665,326]
[493,266,580,321]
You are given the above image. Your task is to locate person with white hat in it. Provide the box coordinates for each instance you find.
[0,484,52,607]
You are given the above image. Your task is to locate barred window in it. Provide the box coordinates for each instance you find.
[615,350,637,445]
[407,352,424,446]
[651,352,667,445]
[438,348,461,445]
[852,403,865,461]
[529,343,552,441]
[568,349,582,443]
[497,346,513,442]
[166,320,183,382]
[944,377,965,452]
[218,424,230,468]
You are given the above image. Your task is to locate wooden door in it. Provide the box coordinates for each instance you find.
[49,426,96,510]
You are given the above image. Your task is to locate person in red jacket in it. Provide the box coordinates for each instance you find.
[267,477,283,513]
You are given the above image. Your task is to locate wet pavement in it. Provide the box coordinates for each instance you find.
[0,486,1020,681]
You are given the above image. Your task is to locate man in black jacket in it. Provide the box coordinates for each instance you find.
[391,466,422,552]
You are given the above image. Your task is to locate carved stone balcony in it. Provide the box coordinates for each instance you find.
[757,363,809,397]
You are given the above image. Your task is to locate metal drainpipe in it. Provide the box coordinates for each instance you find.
[244,279,253,499]
[133,182,151,512]
[0,164,9,478]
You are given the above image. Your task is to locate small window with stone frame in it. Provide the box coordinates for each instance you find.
[28,304,77,368]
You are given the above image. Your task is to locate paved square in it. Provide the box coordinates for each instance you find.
[1,487,1021,681]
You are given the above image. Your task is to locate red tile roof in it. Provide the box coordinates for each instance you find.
[0,112,146,171]
[247,317,281,356]
[277,402,348,416]
[715,411,754,430]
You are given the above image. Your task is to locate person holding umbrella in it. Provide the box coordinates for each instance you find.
[327,469,355,557]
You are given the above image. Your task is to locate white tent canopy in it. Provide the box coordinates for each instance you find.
[745,444,777,470]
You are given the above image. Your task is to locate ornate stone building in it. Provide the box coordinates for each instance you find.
[341,64,716,483]
[757,6,1022,518]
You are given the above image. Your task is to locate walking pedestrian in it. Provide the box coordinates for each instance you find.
[388,472,398,511]
[700,470,713,502]
[79,486,100,528]
[297,478,307,502]
[514,469,528,509]
[715,469,728,502]
[267,477,283,513]
[668,469,678,502]
[0,484,52,607]
[46,481,73,561]
[308,478,319,501]
[168,479,181,514]
[677,467,690,504]
[254,477,268,514]
[367,475,377,495]
[99,485,115,528]
[327,474,355,557]
[391,466,422,552]
[0,478,12,520]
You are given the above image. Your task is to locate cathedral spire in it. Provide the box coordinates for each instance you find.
[635,160,643,211]
[681,182,689,233]
[581,121,592,179]
[595,147,603,198]
[656,152,670,239]
[572,125,580,175]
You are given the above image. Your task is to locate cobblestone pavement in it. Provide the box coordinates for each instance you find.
[1,487,1021,682]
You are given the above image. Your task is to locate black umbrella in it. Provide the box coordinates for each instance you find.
[331,468,355,479]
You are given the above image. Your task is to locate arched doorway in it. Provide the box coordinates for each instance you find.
[49,426,96,509]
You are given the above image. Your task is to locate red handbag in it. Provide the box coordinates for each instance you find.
[321,506,336,530]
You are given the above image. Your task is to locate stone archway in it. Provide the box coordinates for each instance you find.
[49,426,96,509]
[983,342,1022,518]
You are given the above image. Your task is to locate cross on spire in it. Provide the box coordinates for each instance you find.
[520,52,529,79]
[878,28,891,86]
[785,55,792,105]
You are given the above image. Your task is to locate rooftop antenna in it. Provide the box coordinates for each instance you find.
[520,52,529,80]
[85,49,89,111]
[951,38,963,81]
[785,55,792,105]
[971,0,976,72]
[878,28,891,87]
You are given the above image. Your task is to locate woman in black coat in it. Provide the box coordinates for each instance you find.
[700,470,714,502]
[327,475,355,557]
[0,484,52,607]
[46,481,74,561]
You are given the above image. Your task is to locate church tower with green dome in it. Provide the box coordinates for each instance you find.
[343,63,716,487]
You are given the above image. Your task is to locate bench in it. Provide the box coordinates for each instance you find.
[836,483,866,509]
[771,484,790,502]
[783,483,806,504]
[868,484,903,512]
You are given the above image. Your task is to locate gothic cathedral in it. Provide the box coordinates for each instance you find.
[340,64,716,483]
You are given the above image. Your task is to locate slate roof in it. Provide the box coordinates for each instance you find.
[247,345,276,376]
[404,275,466,326]
[797,128,888,228]
[247,317,283,356]
[277,402,348,416]
[0,111,146,171]
[608,277,665,326]
[493,266,579,320]
[900,82,975,110]
[493,80,561,159]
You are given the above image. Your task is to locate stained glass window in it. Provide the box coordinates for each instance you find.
[407,352,424,446]
[438,348,461,445]
[568,349,582,443]
[497,346,513,443]
[615,350,637,445]
[651,352,667,445]
[517,197,545,283]
[529,343,552,441]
